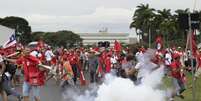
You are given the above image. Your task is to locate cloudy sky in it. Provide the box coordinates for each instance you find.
[0,0,200,33]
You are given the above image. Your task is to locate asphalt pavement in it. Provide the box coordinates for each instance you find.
[0,79,64,101]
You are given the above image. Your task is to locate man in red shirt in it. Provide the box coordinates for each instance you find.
[169,53,185,100]
[6,47,46,101]
[105,53,111,73]
[69,51,79,84]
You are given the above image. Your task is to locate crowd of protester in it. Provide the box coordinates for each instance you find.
[0,39,201,101]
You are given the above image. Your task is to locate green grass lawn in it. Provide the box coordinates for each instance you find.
[163,73,201,101]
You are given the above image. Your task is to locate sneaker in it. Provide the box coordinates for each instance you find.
[177,94,184,99]
[179,89,186,94]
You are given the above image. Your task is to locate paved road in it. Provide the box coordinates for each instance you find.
[1,71,92,101]
[1,79,64,101]
[41,79,63,101]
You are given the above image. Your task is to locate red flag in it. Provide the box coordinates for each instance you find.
[1,34,18,57]
[114,40,122,52]
[79,71,86,86]
[77,59,86,86]
[155,35,163,50]
[191,31,197,57]
[186,30,197,57]
[1,45,17,57]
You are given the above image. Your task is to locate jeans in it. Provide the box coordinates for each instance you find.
[2,77,21,97]
[172,78,186,95]
[23,81,40,98]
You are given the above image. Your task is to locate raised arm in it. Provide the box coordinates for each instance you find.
[4,58,17,64]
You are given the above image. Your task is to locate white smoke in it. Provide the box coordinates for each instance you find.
[95,67,165,101]
[64,49,167,101]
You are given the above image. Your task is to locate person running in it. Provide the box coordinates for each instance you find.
[6,47,47,101]
[169,53,185,100]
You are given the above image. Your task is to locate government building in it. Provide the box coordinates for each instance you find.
[77,31,138,46]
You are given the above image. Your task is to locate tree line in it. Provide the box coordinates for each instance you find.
[1,4,201,48]
[130,3,201,48]
[32,31,82,48]
[0,16,82,48]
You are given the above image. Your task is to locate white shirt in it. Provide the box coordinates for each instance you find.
[45,50,55,61]
[30,51,42,58]
[110,55,118,64]
[165,53,172,65]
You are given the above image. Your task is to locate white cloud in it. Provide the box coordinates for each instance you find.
[0,0,201,32]
[24,7,133,32]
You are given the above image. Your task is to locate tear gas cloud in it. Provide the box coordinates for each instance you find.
[64,49,166,101]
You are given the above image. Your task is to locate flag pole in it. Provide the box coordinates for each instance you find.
[188,11,196,101]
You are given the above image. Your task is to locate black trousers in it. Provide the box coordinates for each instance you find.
[71,64,78,84]
[90,71,96,83]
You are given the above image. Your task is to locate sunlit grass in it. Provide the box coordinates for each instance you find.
[163,73,201,101]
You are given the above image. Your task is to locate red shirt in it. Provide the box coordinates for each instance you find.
[69,54,78,65]
[101,52,107,60]
[62,53,69,61]
[51,57,57,65]
[170,61,181,79]
[105,56,111,73]
[17,55,45,85]
[40,52,46,63]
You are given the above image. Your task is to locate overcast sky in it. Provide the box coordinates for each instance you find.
[0,0,200,33]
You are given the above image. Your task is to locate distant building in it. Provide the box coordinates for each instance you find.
[77,32,138,46]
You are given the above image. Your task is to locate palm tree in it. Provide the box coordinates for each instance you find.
[174,8,190,44]
[157,9,176,47]
[175,8,189,14]
[157,9,171,19]
[130,3,155,43]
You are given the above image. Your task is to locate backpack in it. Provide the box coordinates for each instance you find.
[3,61,17,80]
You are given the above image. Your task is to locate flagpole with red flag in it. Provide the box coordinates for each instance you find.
[187,12,196,101]
[2,26,18,57]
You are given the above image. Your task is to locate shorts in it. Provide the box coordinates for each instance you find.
[23,81,40,98]
[195,68,201,77]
